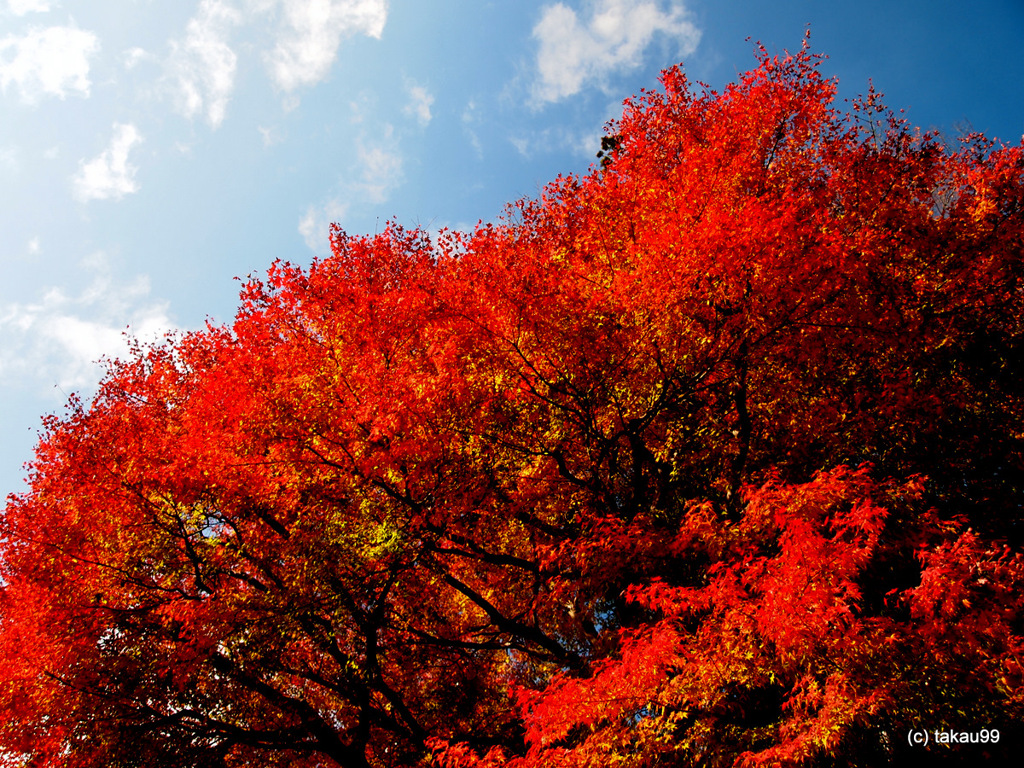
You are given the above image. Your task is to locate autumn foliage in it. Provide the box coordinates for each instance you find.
[2,44,1023,766]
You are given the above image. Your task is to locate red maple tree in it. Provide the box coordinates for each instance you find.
[2,42,1022,767]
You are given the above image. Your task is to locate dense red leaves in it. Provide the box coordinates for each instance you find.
[506,470,1024,767]
[2,43,1023,766]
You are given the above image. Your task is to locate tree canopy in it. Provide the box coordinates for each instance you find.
[2,43,1022,767]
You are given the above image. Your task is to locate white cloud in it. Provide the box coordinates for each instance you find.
[403,81,433,126]
[531,0,699,104]
[72,123,143,203]
[0,25,100,103]
[298,123,402,252]
[510,125,601,160]
[258,124,283,146]
[145,1,390,123]
[122,46,150,71]
[0,255,175,392]
[166,0,241,127]
[0,145,18,172]
[462,100,483,159]
[299,197,348,252]
[7,0,51,15]
[266,0,387,91]
[356,126,402,204]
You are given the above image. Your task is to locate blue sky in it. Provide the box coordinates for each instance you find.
[2,0,1022,499]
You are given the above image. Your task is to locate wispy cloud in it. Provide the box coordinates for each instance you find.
[531,0,700,104]
[299,197,349,252]
[403,80,433,126]
[6,0,51,15]
[165,0,241,128]
[356,125,403,203]
[0,24,100,103]
[142,1,390,126]
[0,144,18,173]
[298,122,403,251]
[122,46,151,71]
[462,100,483,159]
[0,254,174,392]
[266,0,388,91]
[72,123,143,202]
[509,124,601,160]
[258,124,284,147]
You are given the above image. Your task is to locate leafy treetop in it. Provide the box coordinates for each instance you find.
[2,41,1022,767]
